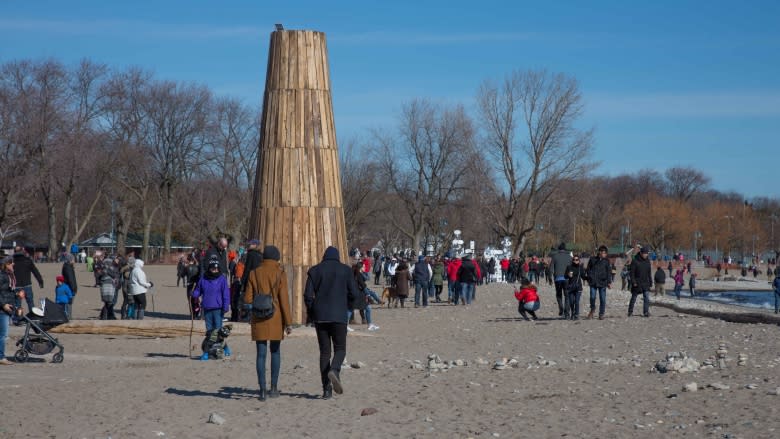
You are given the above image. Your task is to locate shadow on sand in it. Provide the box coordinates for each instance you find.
[164,386,320,400]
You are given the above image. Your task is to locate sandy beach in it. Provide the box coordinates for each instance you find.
[2,262,779,438]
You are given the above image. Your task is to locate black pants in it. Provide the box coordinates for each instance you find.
[120,290,133,319]
[315,322,347,389]
[517,302,537,320]
[100,300,116,320]
[374,272,381,285]
[554,280,567,316]
[134,293,147,319]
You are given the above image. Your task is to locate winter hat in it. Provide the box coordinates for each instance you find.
[208,257,220,269]
[263,245,281,261]
[640,247,649,253]
[247,239,260,246]
[323,246,340,261]
[418,255,425,262]
[558,242,566,250]
[56,275,65,282]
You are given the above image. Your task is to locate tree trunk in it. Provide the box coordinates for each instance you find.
[164,181,174,261]
[70,189,103,245]
[45,190,58,260]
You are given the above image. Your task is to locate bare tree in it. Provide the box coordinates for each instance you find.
[375,99,475,253]
[139,80,210,259]
[340,138,380,247]
[665,166,711,202]
[477,69,594,256]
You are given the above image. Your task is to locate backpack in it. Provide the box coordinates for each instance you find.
[252,272,281,320]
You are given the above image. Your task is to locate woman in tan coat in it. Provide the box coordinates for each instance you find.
[243,245,292,401]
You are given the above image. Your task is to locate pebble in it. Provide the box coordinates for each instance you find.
[768,387,780,396]
[745,384,758,390]
[683,382,698,392]
[360,408,378,416]
[351,361,367,369]
[475,357,489,365]
[424,416,433,423]
[708,382,730,390]
[207,413,225,425]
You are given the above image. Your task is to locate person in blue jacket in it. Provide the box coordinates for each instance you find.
[192,257,231,359]
[773,270,780,314]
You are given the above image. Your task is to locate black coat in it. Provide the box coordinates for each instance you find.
[351,273,368,311]
[0,271,15,307]
[241,249,263,291]
[304,248,358,324]
[61,262,78,295]
[654,268,666,284]
[630,257,653,291]
[586,257,612,288]
[457,259,478,283]
[13,253,43,288]
[565,263,585,293]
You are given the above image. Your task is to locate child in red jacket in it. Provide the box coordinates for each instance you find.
[514,278,540,321]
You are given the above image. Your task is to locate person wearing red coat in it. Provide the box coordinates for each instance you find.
[446,257,461,304]
[514,279,540,320]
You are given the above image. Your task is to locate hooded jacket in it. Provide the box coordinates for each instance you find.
[585,256,612,288]
[61,260,78,296]
[244,259,291,340]
[630,255,653,290]
[130,259,152,295]
[192,270,230,312]
[303,247,358,324]
[240,248,263,292]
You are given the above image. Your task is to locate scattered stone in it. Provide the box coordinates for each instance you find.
[293,363,306,369]
[655,351,699,373]
[767,388,780,396]
[745,384,758,390]
[424,416,433,423]
[683,382,698,392]
[351,361,367,369]
[717,343,728,369]
[454,359,465,366]
[737,353,748,367]
[468,381,481,387]
[475,357,489,365]
[493,359,507,370]
[708,382,730,390]
[360,408,378,416]
[207,413,225,425]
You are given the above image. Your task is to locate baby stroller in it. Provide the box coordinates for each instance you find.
[14,298,67,363]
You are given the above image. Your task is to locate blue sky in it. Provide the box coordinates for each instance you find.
[2,0,778,197]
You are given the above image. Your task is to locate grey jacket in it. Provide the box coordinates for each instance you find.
[550,250,572,279]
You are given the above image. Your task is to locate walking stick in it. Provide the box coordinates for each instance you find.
[187,280,194,359]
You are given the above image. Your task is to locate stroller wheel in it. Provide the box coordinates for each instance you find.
[52,352,64,363]
[14,349,29,363]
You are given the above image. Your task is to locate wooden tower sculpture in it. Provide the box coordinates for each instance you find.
[249,28,348,324]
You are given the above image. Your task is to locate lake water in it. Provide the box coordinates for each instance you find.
[690,290,778,311]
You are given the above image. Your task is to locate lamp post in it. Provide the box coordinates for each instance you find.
[693,231,701,261]
[620,225,630,254]
[535,224,544,254]
[724,215,734,258]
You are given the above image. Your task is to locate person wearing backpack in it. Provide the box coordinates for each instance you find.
[192,257,231,360]
[243,245,292,401]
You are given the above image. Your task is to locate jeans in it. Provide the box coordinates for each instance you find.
[448,280,458,301]
[14,285,34,312]
[60,302,71,320]
[674,284,683,300]
[554,280,567,316]
[315,322,347,389]
[517,300,539,320]
[774,291,779,313]
[348,306,372,325]
[628,289,650,316]
[460,282,475,305]
[567,290,582,318]
[589,286,607,317]
[0,311,8,360]
[256,340,281,390]
[427,282,435,298]
[203,308,224,333]
[365,288,381,304]
[414,280,429,306]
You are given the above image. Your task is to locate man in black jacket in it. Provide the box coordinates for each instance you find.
[61,253,78,318]
[202,237,229,276]
[654,265,666,297]
[629,247,653,317]
[585,245,612,320]
[304,246,358,400]
[550,243,572,318]
[456,255,478,305]
[13,246,44,312]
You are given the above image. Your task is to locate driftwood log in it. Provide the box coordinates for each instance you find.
[249,29,348,324]
[652,301,780,325]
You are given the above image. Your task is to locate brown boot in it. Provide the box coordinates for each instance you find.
[587,310,594,320]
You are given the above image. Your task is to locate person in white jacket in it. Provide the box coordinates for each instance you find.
[130,259,153,320]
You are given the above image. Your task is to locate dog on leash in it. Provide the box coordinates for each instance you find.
[381,287,400,308]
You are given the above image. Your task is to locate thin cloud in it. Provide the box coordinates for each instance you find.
[0,18,265,40]
[329,30,541,45]
[587,91,780,118]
